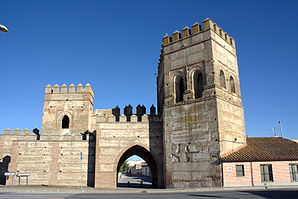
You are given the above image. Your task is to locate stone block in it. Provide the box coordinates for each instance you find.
[4,128,11,135]
[119,115,126,122]
[131,115,137,122]
[13,128,21,135]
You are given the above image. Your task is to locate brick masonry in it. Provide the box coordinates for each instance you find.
[1,18,294,189]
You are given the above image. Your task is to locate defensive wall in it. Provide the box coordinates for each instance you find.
[0,83,163,188]
[0,128,95,186]
[1,18,247,189]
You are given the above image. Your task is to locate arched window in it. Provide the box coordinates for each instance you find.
[220,70,226,88]
[175,75,184,103]
[194,70,204,99]
[230,76,236,93]
[62,115,70,129]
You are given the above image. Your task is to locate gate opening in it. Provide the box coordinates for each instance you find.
[116,145,157,188]
[117,155,152,188]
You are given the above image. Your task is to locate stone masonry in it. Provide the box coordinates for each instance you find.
[158,18,245,188]
[0,18,246,189]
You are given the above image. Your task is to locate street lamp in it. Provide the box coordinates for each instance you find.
[0,24,9,33]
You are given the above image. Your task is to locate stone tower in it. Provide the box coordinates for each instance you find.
[157,18,246,188]
[41,83,94,140]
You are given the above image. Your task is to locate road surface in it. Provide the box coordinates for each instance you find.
[0,189,297,198]
[117,173,152,188]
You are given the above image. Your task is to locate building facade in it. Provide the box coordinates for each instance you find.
[222,137,298,187]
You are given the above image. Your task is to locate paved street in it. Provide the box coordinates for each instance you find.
[0,189,297,199]
[117,173,152,188]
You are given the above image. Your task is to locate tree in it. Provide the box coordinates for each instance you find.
[119,160,130,172]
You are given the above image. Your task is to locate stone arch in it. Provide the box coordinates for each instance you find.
[220,70,226,88]
[115,144,158,188]
[174,75,184,103]
[193,69,204,99]
[230,76,236,93]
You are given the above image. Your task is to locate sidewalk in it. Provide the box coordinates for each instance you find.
[1,184,298,194]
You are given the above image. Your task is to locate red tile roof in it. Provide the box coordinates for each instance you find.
[222,137,298,162]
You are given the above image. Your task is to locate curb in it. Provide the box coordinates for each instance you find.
[0,185,298,194]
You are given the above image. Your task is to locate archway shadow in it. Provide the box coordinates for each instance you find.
[116,145,158,188]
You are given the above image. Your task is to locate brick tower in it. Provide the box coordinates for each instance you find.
[157,18,246,188]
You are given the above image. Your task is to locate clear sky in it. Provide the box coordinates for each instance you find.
[1,0,297,144]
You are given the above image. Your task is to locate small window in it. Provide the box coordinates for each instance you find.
[260,164,274,182]
[290,164,298,181]
[236,165,245,177]
[62,115,70,129]
[220,70,226,88]
[194,70,203,99]
[175,75,184,103]
[230,76,236,93]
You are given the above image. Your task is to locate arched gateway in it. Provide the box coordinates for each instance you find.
[116,145,158,187]
[94,112,163,189]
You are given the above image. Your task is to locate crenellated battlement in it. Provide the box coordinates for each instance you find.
[162,18,235,48]
[97,114,159,123]
[45,83,94,97]
[95,104,160,123]
[4,128,30,135]
[2,128,39,141]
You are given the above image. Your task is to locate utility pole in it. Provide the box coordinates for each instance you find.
[278,121,283,137]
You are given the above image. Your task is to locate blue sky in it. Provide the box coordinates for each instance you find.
[1,0,297,150]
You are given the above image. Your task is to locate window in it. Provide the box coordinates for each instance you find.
[220,70,226,88]
[260,164,274,182]
[62,115,70,129]
[230,76,236,93]
[175,75,184,103]
[194,70,203,99]
[290,164,298,181]
[236,165,245,177]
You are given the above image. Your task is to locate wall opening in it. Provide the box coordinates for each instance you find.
[62,115,70,129]
[116,145,157,188]
[194,70,203,99]
[175,75,184,103]
[220,70,226,88]
[230,76,236,93]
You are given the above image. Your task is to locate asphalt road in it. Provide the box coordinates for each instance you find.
[118,173,152,188]
[0,189,297,199]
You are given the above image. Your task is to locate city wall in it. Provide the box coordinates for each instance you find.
[0,129,95,186]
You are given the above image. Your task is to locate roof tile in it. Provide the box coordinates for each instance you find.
[222,137,298,162]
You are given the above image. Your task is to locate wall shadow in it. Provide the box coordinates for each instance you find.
[87,131,96,187]
[148,113,164,188]
[0,155,11,185]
